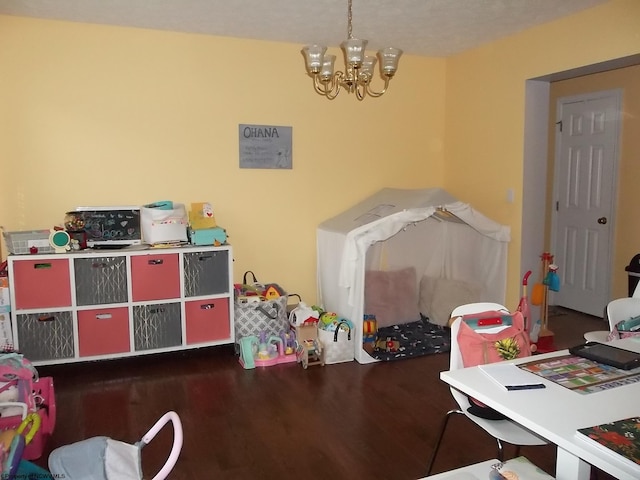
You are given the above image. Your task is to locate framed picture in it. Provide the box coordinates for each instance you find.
[239,124,292,169]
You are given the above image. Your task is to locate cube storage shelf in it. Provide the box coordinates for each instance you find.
[8,245,234,365]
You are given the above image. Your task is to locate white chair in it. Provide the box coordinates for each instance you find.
[607,297,640,333]
[425,302,547,476]
[584,297,640,342]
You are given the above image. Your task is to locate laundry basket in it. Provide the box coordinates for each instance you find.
[48,411,182,480]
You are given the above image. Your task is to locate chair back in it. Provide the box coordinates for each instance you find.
[448,302,509,410]
[449,302,509,371]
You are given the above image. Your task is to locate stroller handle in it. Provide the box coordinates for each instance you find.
[141,411,183,480]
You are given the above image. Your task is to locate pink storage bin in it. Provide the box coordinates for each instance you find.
[0,376,55,460]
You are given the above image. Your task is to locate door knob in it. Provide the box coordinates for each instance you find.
[597,217,608,225]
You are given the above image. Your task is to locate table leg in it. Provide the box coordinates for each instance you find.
[556,447,591,480]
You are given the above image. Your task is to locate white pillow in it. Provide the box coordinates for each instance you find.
[422,277,483,326]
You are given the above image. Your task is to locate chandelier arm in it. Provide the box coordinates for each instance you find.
[313,74,341,100]
[364,77,391,98]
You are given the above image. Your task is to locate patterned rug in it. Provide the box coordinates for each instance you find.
[369,316,451,361]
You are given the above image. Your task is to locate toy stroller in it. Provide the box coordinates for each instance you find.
[48,411,183,480]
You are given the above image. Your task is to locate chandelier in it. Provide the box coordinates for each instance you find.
[301,0,402,101]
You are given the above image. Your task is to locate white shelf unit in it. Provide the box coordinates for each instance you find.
[8,245,234,366]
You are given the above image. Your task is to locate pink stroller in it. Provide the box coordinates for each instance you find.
[48,411,183,480]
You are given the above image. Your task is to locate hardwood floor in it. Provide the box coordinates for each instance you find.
[31,307,612,479]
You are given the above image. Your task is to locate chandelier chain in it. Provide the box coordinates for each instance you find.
[347,0,353,39]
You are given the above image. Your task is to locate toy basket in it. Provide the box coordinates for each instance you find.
[0,376,56,460]
[234,271,289,346]
[2,230,53,255]
[318,321,354,364]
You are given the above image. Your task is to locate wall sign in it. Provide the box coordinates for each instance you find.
[239,124,292,169]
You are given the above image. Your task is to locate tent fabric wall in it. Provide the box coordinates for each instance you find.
[317,188,511,364]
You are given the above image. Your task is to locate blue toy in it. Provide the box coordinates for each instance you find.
[238,336,259,369]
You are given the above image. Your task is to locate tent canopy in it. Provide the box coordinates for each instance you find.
[317,187,511,363]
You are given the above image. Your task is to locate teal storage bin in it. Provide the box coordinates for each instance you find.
[189,227,227,246]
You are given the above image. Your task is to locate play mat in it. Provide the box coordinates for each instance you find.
[368,316,451,361]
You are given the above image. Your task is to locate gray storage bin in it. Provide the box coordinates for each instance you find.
[183,250,229,297]
[133,302,182,351]
[74,256,128,305]
[16,311,74,361]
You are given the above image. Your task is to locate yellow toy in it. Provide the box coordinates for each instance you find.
[263,285,282,300]
[189,202,217,230]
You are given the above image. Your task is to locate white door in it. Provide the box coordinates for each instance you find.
[551,90,621,317]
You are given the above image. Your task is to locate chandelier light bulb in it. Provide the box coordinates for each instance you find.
[341,38,367,67]
[301,44,327,74]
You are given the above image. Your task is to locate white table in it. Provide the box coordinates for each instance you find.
[440,337,640,480]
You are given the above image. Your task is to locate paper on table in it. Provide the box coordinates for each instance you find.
[478,362,546,391]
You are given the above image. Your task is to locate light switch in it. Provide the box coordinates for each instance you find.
[507,189,514,203]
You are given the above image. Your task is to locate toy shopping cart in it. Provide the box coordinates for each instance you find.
[48,411,183,480]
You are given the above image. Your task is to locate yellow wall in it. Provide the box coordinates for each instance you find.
[548,65,640,299]
[0,16,446,302]
[1,0,639,309]
[445,0,640,305]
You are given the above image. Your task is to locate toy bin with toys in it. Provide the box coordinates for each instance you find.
[0,361,55,464]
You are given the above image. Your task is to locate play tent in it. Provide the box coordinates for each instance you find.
[317,188,511,364]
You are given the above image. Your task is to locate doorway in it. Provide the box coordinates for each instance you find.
[521,54,640,320]
[551,90,622,317]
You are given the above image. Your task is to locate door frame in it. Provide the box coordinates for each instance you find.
[549,89,622,315]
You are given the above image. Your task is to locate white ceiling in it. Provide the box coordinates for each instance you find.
[0,0,609,57]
